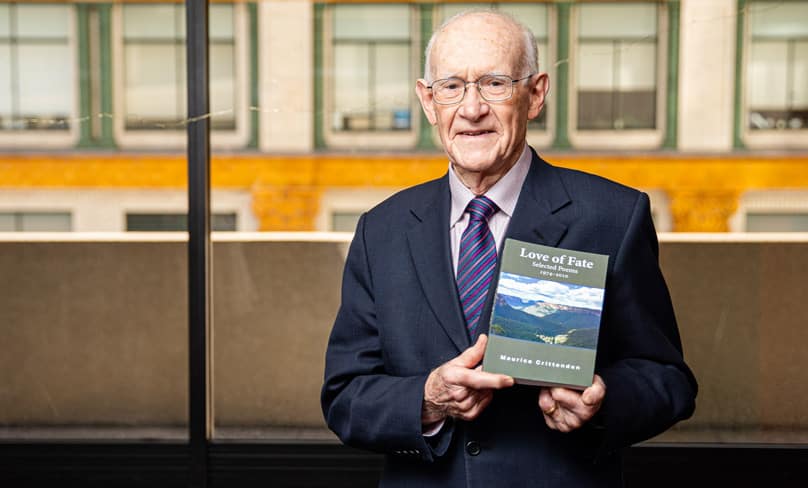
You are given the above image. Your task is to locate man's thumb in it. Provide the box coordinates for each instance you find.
[456,334,488,368]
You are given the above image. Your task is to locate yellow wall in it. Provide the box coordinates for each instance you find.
[2,153,808,231]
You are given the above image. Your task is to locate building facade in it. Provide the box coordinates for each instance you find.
[1,0,807,233]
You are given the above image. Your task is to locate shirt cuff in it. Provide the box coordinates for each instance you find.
[422,419,446,437]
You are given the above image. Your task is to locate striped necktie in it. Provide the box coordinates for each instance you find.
[457,196,498,335]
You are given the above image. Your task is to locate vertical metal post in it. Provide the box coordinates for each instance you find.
[186,0,210,486]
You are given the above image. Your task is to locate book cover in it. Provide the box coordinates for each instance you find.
[482,238,609,390]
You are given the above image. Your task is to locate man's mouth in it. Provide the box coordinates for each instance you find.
[457,130,495,136]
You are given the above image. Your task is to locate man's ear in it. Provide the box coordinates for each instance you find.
[527,73,550,121]
[416,79,438,126]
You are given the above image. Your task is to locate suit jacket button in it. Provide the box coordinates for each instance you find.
[466,441,481,456]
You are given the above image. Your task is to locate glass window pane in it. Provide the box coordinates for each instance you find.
[618,42,656,89]
[333,5,410,41]
[123,5,180,40]
[373,44,410,130]
[17,45,73,128]
[126,213,236,231]
[748,41,789,109]
[747,213,808,232]
[124,44,184,128]
[20,212,71,232]
[440,3,481,22]
[123,4,234,132]
[499,4,548,39]
[0,213,16,231]
[1,237,188,440]
[616,90,656,129]
[210,4,234,40]
[750,2,808,37]
[0,4,9,37]
[794,42,808,107]
[579,4,657,39]
[0,44,11,124]
[332,212,362,232]
[578,42,615,90]
[577,91,614,130]
[16,5,70,39]
[333,44,370,130]
[211,43,236,129]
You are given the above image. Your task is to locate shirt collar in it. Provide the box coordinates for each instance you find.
[449,144,532,226]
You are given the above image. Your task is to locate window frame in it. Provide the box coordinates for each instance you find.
[0,188,257,232]
[730,190,808,232]
[111,3,250,150]
[740,0,808,150]
[0,3,79,148]
[568,1,668,150]
[321,3,421,150]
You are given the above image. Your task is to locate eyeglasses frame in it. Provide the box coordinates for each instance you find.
[427,73,537,105]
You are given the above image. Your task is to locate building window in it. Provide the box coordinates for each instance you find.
[322,4,418,148]
[744,1,808,143]
[746,212,808,232]
[575,3,658,131]
[331,5,411,132]
[0,211,72,231]
[436,3,552,142]
[114,4,248,148]
[0,4,76,145]
[126,212,237,232]
[731,190,808,232]
[122,4,234,130]
[331,211,362,232]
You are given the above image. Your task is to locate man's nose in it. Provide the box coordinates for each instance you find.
[457,83,489,121]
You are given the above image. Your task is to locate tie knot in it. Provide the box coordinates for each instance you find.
[467,196,497,222]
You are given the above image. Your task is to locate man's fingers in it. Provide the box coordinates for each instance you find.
[455,368,514,390]
[452,334,488,368]
[548,386,581,409]
[538,388,557,415]
[582,374,606,406]
[459,391,493,421]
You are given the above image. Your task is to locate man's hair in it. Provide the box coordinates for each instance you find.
[423,9,539,83]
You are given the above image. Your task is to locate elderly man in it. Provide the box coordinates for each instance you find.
[322,10,696,487]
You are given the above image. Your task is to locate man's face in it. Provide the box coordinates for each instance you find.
[416,14,548,179]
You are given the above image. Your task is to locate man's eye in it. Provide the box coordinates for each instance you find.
[486,79,506,88]
[442,81,462,91]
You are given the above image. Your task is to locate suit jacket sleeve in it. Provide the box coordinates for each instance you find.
[596,192,697,453]
[321,214,452,462]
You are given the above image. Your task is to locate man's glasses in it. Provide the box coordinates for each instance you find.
[427,74,535,105]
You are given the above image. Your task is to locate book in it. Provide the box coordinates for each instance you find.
[482,238,609,390]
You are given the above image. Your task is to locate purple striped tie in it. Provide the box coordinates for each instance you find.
[457,196,498,335]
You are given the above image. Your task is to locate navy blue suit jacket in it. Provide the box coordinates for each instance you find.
[322,150,697,487]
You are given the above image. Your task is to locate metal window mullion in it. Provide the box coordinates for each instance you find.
[186,0,211,486]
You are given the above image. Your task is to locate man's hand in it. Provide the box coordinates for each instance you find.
[422,334,514,426]
[539,374,606,433]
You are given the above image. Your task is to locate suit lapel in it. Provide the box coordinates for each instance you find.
[406,176,470,353]
[505,150,570,247]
